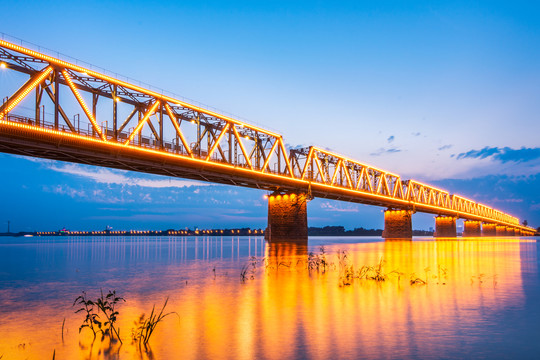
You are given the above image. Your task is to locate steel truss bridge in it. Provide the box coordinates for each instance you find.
[0,39,534,234]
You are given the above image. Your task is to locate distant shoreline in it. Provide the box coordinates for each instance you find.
[0,225,434,237]
[2,225,536,238]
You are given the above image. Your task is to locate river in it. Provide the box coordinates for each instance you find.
[0,236,538,359]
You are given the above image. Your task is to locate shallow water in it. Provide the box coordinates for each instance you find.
[0,236,538,359]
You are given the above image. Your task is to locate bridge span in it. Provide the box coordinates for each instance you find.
[0,39,535,239]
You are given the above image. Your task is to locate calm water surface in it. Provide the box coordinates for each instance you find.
[0,236,539,359]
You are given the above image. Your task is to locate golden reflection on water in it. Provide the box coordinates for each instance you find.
[0,237,536,359]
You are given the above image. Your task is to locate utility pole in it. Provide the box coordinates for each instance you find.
[7,220,10,233]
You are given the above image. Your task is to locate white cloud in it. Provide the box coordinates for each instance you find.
[364,146,540,182]
[51,185,86,198]
[47,163,209,188]
[489,197,524,203]
[43,184,128,204]
[439,157,540,180]
[319,202,359,212]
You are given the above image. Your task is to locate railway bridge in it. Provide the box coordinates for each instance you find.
[0,39,536,240]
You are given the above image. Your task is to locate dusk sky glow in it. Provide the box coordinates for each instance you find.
[1,0,539,232]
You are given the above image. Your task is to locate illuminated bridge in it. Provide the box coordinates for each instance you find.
[0,39,535,239]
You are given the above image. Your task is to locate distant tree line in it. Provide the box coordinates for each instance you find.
[308,226,381,236]
[308,226,433,236]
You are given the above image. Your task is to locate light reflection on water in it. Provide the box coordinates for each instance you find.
[0,236,538,359]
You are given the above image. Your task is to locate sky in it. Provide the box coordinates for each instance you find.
[0,0,539,232]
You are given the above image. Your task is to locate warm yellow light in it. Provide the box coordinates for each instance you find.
[231,125,253,169]
[206,123,230,161]
[261,140,279,173]
[125,101,160,145]
[0,114,528,230]
[62,70,106,141]
[0,62,6,69]
[0,39,285,138]
[0,66,53,121]
[164,103,193,158]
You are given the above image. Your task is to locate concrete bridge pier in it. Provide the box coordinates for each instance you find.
[463,220,482,237]
[482,223,496,236]
[434,216,457,237]
[507,227,515,236]
[382,209,412,239]
[265,192,308,242]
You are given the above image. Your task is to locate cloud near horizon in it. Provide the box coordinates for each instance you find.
[47,163,210,188]
[370,148,401,156]
[438,144,453,151]
[320,202,359,213]
[456,146,540,163]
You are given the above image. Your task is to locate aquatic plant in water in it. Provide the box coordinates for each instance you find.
[307,246,329,272]
[131,297,178,348]
[409,273,427,285]
[73,289,125,343]
[241,256,259,281]
[337,250,355,286]
[257,246,452,289]
[337,255,391,285]
[366,258,387,281]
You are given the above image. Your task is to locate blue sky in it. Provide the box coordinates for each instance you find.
[1,0,539,232]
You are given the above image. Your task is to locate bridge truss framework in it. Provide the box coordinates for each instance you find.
[0,39,535,235]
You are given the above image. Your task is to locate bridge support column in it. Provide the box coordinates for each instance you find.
[507,227,516,236]
[266,192,308,242]
[496,225,508,236]
[382,209,412,239]
[482,223,496,236]
[463,220,481,237]
[434,216,457,237]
